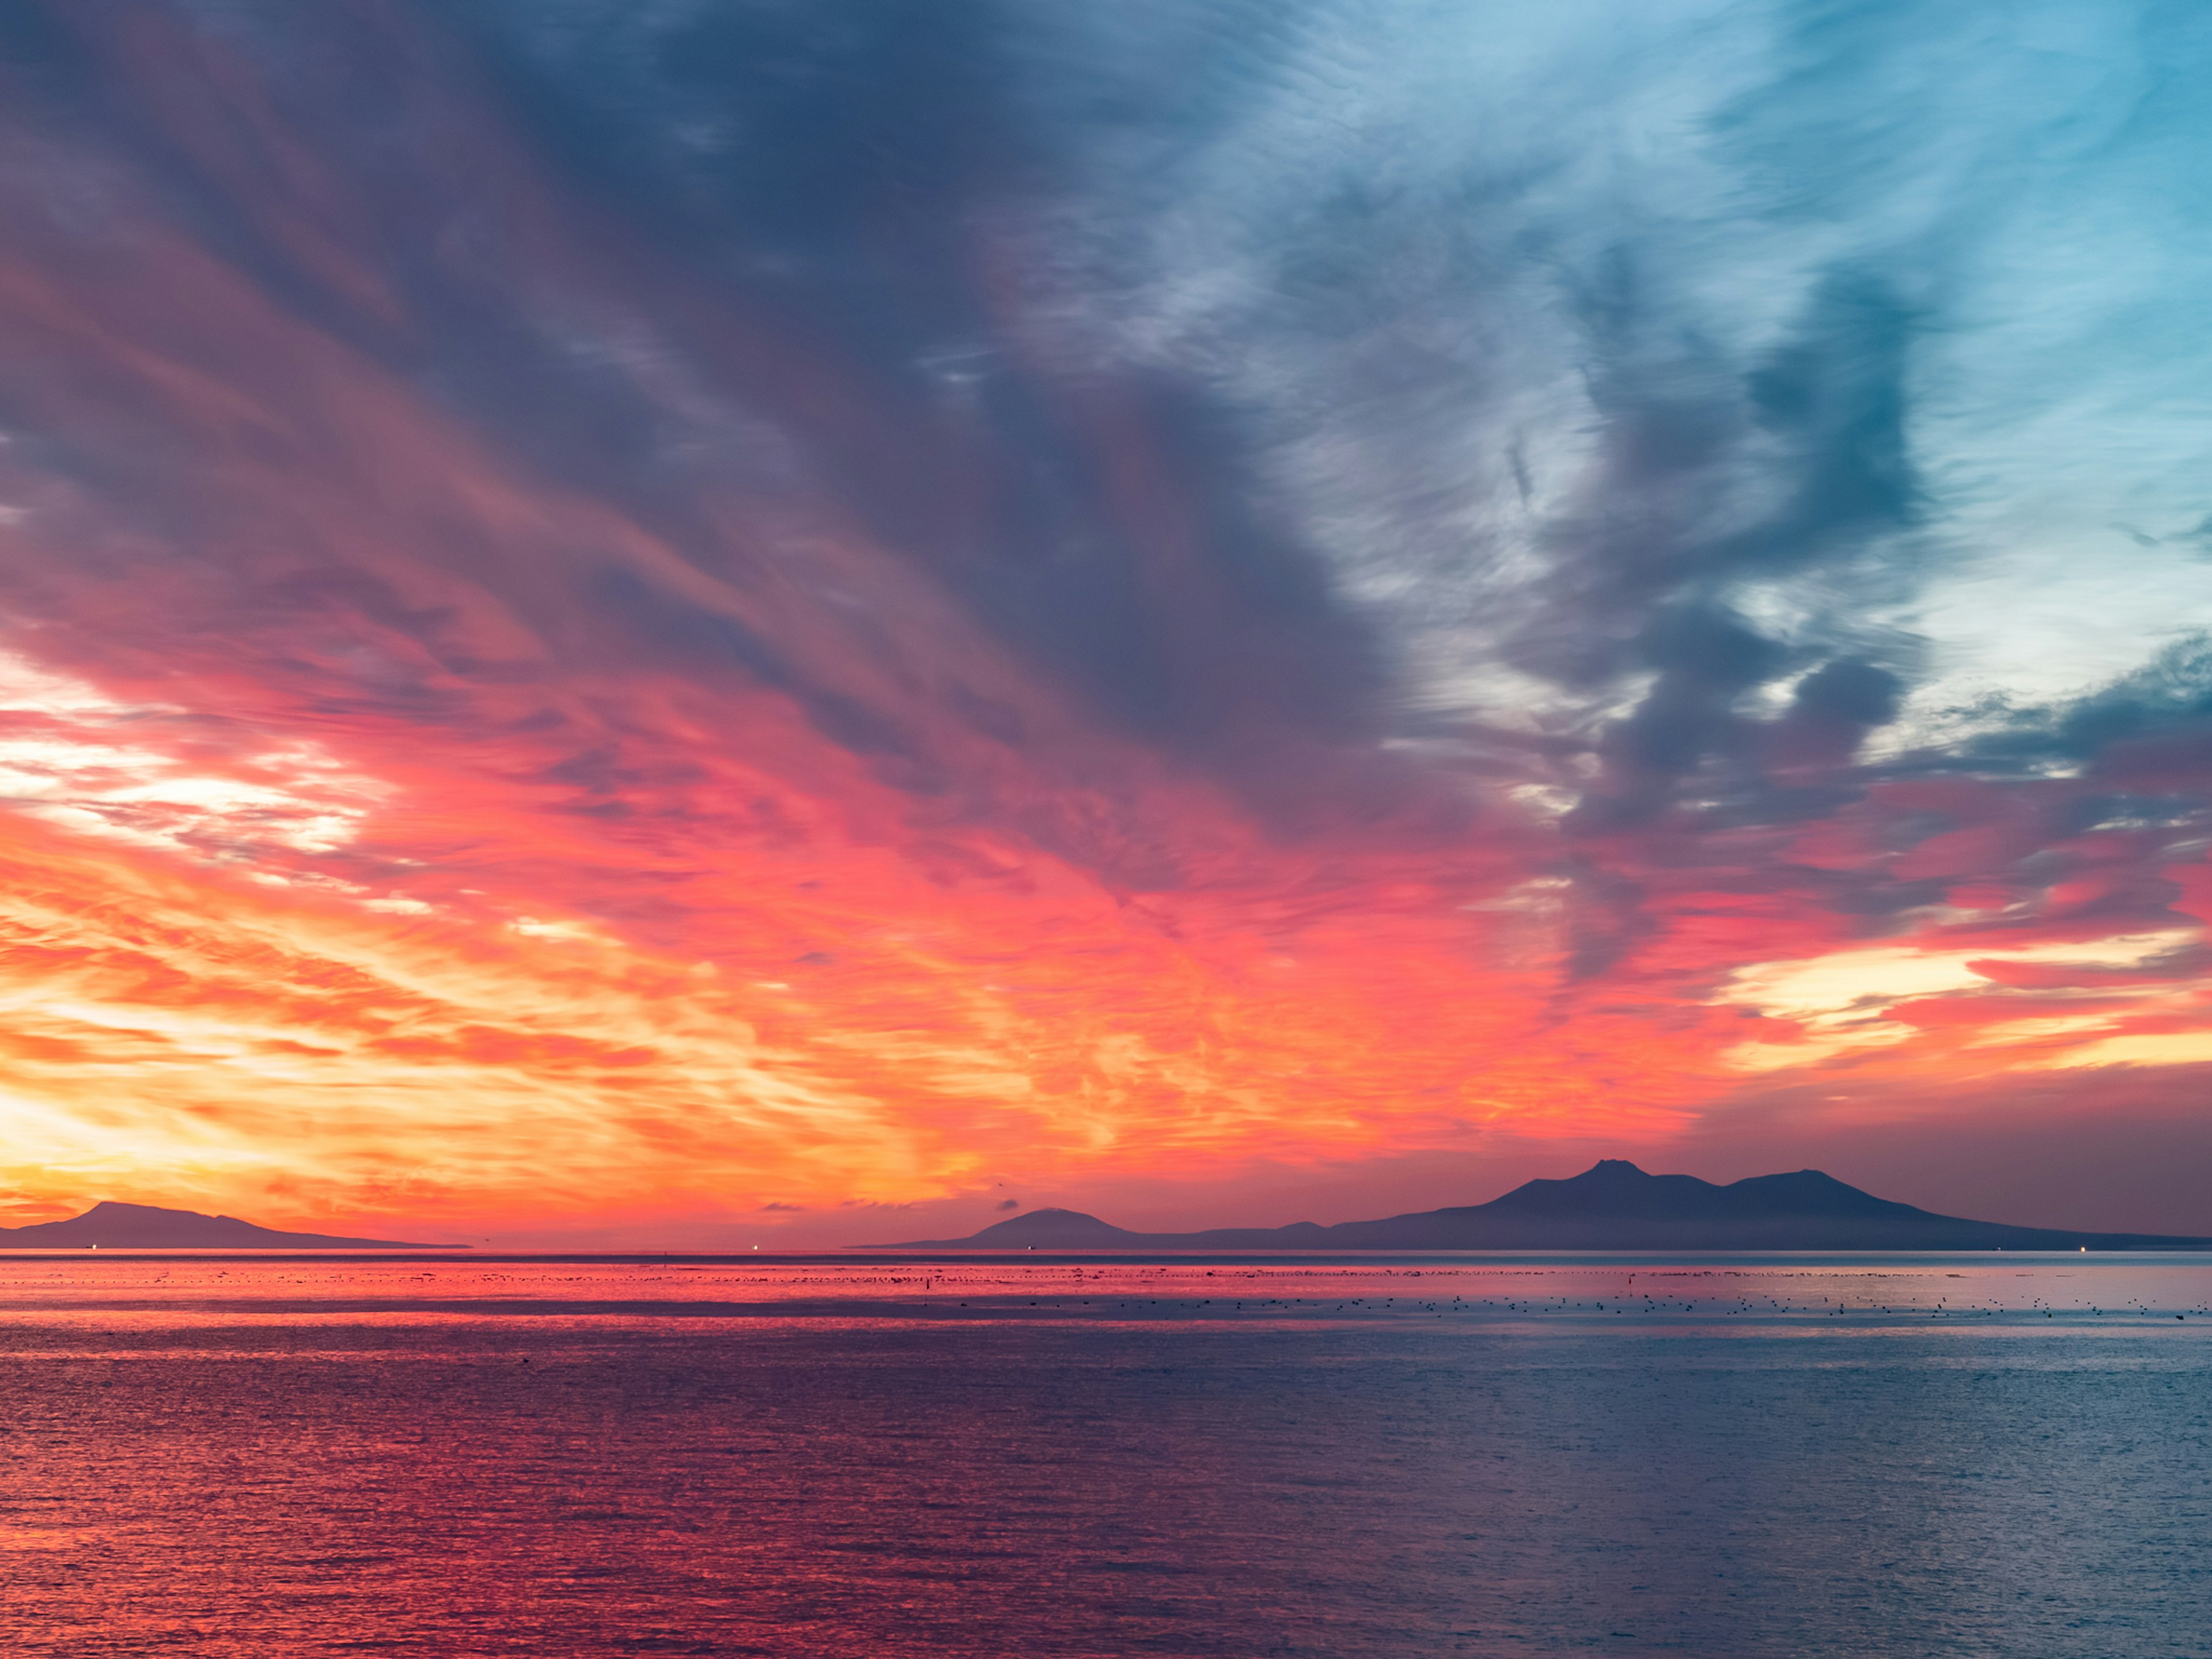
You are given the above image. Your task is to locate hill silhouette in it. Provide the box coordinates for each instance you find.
[0,1201,460,1249]
[891,1161,2210,1251]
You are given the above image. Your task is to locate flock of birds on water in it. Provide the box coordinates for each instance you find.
[6,1262,2209,1325]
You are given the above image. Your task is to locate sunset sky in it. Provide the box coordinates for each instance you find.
[2,0,2210,1245]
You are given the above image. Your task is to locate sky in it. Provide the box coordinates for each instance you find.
[1,0,2210,1245]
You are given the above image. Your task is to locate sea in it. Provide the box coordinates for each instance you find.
[3,1253,2209,1657]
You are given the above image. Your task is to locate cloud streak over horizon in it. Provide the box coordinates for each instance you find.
[2,0,2211,1243]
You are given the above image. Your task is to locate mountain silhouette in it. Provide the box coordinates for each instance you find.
[0,1201,461,1249]
[941,1208,1145,1248]
[891,1161,2210,1251]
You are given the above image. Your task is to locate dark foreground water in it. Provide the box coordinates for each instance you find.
[3,1256,2210,1657]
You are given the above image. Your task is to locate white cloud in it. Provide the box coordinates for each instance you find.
[0,650,393,867]
[1717,930,2196,1070]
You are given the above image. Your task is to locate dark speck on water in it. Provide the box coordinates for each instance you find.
[1,1253,2209,1656]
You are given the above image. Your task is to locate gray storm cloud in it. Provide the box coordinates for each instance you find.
[15,0,2212,840]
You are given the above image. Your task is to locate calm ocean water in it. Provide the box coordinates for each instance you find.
[3,1255,2209,1657]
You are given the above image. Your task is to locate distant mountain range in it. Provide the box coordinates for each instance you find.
[0,1201,460,1250]
[892,1161,2211,1251]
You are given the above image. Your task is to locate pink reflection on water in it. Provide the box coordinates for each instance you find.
[2,1256,2210,1656]
[1,1255,2207,1333]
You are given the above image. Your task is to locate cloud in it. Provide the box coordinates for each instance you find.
[0,650,392,864]
[1,0,2210,1233]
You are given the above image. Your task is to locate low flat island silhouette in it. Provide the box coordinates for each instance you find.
[0,1202,462,1250]
[891,1161,2211,1252]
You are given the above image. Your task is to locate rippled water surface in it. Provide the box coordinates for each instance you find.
[5,1254,2209,1656]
